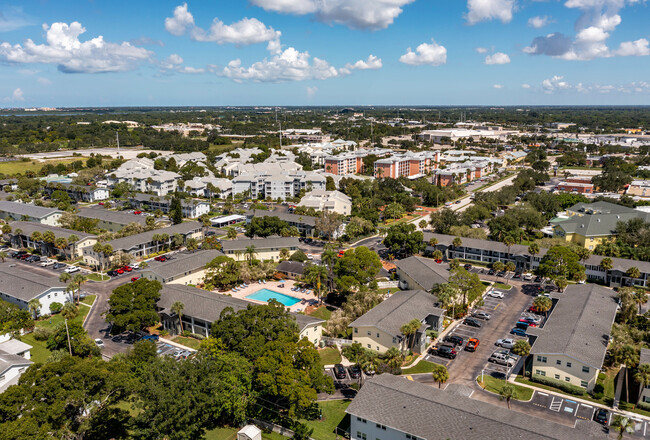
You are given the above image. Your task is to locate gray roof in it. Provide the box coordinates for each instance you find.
[349,290,444,337]
[529,284,618,369]
[0,201,62,219]
[220,236,300,252]
[143,250,222,281]
[423,232,533,257]
[78,207,148,226]
[394,256,450,290]
[555,201,650,237]
[276,261,306,275]
[157,284,323,332]
[131,193,208,208]
[641,348,650,366]
[0,339,32,356]
[347,374,603,440]
[0,349,32,376]
[9,221,95,242]
[0,264,66,301]
[107,221,202,250]
[246,210,317,227]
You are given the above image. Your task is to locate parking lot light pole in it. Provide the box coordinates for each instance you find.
[481,368,484,384]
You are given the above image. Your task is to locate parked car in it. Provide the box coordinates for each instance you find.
[515,321,530,330]
[41,259,56,267]
[523,273,533,281]
[444,335,464,346]
[64,266,80,274]
[333,364,347,380]
[154,256,167,262]
[513,272,522,279]
[130,262,140,269]
[53,263,67,269]
[486,290,504,299]
[107,270,119,277]
[26,255,41,262]
[464,318,482,328]
[464,263,472,270]
[487,269,496,276]
[520,316,541,326]
[510,327,527,337]
[465,338,480,352]
[489,352,515,367]
[94,338,105,348]
[131,276,140,282]
[594,408,609,425]
[433,344,457,359]
[496,271,506,277]
[347,365,361,379]
[117,268,124,274]
[495,338,516,349]
[473,311,491,320]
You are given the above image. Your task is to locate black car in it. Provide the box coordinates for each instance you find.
[464,318,482,328]
[594,408,609,425]
[513,272,522,279]
[464,263,472,270]
[205,230,216,237]
[26,255,41,262]
[347,365,361,379]
[496,271,506,277]
[53,262,66,269]
[333,364,347,380]
[12,251,27,258]
[444,335,464,346]
[107,270,119,277]
[487,269,496,275]
[434,345,457,359]
[534,275,543,283]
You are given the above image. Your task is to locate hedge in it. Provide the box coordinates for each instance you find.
[531,374,586,396]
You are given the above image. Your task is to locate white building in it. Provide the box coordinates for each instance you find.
[232,169,326,200]
[0,201,63,226]
[0,264,73,315]
[108,158,179,196]
[297,190,352,215]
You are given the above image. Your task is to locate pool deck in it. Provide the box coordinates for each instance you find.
[215,279,319,313]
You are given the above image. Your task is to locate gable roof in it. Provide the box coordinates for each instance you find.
[220,236,300,252]
[78,207,148,226]
[246,210,317,227]
[394,256,450,290]
[0,264,66,301]
[107,221,202,251]
[0,201,62,219]
[276,261,306,275]
[347,374,603,440]
[529,284,618,369]
[349,290,444,337]
[143,249,222,281]
[9,221,95,243]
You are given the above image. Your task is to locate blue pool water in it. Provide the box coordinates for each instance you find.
[245,288,301,306]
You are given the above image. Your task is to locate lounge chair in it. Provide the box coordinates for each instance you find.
[258,280,262,284]
[263,279,267,284]
[232,288,238,292]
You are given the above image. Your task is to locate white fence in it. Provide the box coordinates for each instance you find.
[377,281,399,289]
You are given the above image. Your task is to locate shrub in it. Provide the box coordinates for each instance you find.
[598,372,607,381]
[159,329,169,337]
[531,374,585,396]
[591,383,605,400]
[32,326,53,342]
[49,302,63,314]
[637,402,650,412]
[181,330,192,337]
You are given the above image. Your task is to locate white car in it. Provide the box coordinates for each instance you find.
[40,259,56,267]
[64,266,80,274]
[486,290,504,299]
[523,273,533,281]
[307,254,314,260]
[94,338,105,348]
[495,338,516,349]
[130,262,140,270]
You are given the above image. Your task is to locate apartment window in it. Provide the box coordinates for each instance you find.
[535,370,546,376]
[356,432,367,440]
[367,344,371,349]
[354,328,358,334]
[565,377,570,382]
[376,333,380,338]
[581,381,588,388]
[582,366,589,373]
[367,331,371,336]
[556,360,561,365]
[555,374,560,380]
[537,356,547,363]
[566,362,572,368]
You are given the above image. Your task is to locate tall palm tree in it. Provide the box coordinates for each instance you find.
[171,301,185,334]
[72,274,87,305]
[634,290,648,315]
[245,245,257,262]
[499,383,516,409]
[635,364,650,406]
[528,243,539,270]
[28,298,41,318]
[383,347,404,371]
[611,416,636,440]
[532,296,552,318]
[400,319,421,352]
[59,272,72,284]
[618,345,640,403]
[504,262,516,285]
[503,235,515,257]
[493,261,505,281]
[55,237,69,260]
[303,264,328,303]
[452,237,463,260]
[601,257,613,284]
[431,364,449,389]
[626,267,641,287]
[226,228,237,240]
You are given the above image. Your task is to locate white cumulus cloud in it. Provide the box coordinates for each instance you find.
[522,83,531,89]
[475,47,489,54]
[165,3,281,46]
[344,55,383,71]
[613,38,650,56]
[399,39,447,66]
[306,86,318,97]
[493,84,504,89]
[528,15,553,28]
[250,0,414,30]
[485,52,510,64]
[466,0,515,25]
[542,75,571,93]
[0,22,151,73]
[161,53,205,74]
[12,88,24,101]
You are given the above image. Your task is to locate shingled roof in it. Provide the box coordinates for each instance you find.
[394,256,450,290]
[0,264,66,301]
[347,374,605,440]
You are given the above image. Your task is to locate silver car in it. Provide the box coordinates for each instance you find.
[495,338,516,349]
[489,352,515,367]
[473,311,491,320]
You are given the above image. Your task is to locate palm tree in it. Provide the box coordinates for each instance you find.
[576,247,591,265]
[59,272,72,284]
[428,237,438,248]
[452,237,463,260]
[431,364,449,389]
[61,301,78,320]
[28,298,41,318]
[635,364,650,406]
[226,228,237,240]
[499,383,516,409]
[171,301,185,334]
[528,243,540,271]
[72,274,86,305]
[400,319,421,352]
[555,276,568,292]
[618,345,640,403]
[303,264,328,303]
[634,290,648,315]
[418,219,428,230]
[30,231,42,246]
[503,235,515,256]
[383,347,404,371]
[493,261,505,281]
[601,257,613,283]
[504,262,516,285]
[245,245,257,262]
[279,248,290,261]
[55,237,68,260]
[626,267,641,287]
[532,296,552,318]
[432,250,443,261]
[611,416,636,440]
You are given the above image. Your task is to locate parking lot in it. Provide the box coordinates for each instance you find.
[322,366,361,399]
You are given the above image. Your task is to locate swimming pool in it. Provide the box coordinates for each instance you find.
[245,288,301,307]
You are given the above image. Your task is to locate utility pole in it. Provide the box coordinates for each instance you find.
[116,131,120,157]
[65,319,73,356]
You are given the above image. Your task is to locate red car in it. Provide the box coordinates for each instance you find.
[528,306,544,314]
[131,276,140,282]
[519,319,538,327]
[154,256,167,262]
[134,211,142,215]
[117,268,124,274]
[123,266,132,272]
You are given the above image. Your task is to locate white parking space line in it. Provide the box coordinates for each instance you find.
[538,392,549,396]
[549,396,563,412]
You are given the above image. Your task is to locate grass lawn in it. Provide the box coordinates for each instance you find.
[515,374,615,406]
[478,376,534,401]
[302,400,350,440]
[377,287,397,296]
[318,347,342,365]
[172,336,202,350]
[492,283,512,290]
[0,158,77,176]
[87,273,109,281]
[81,294,96,306]
[401,360,439,375]
[205,427,284,440]
[308,305,333,321]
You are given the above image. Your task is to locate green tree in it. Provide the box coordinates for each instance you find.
[532,295,552,317]
[418,219,428,230]
[536,246,585,282]
[513,339,531,357]
[59,272,72,284]
[611,416,636,440]
[431,364,449,389]
[226,228,237,240]
[429,208,460,234]
[400,318,421,352]
[382,347,404,371]
[499,383,516,409]
[448,267,484,308]
[634,289,648,314]
[72,273,87,305]
[334,246,382,290]
[61,302,78,320]
[105,279,162,333]
[303,264,328,303]
[170,194,183,224]
[28,298,41,318]
[433,283,459,319]
[555,276,568,292]
[171,301,184,334]
[383,223,424,257]
[342,342,365,366]
[626,266,641,285]
[384,202,405,220]
[504,261,516,285]
[245,245,257,262]
[46,320,99,357]
[616,345,640,403]
[432,249,443,261]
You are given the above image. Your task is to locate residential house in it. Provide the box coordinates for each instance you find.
[82,221,203,268]
[0,264,73,315]
[297,190,352,215]
[129,193,210,219]
[44,182,110,202]
[0,201,63,226]
[156,284,324,345]
[349,290,445,354]
[394,256,450,291]
[0,348,33,393]
[347,374,604,440]
[77,207,149,232]
[220,236,300,261]
[139,249,222,285]
[8,221,97,259]
[276,261,306,279]
[528,284,618,392]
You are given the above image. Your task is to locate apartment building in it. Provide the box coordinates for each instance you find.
[107,158,179,196]
[324,153,364,176]
[639,349,650,405]
[0,201,63,226]
[529,284,618,392]
[44,182,110,202]
[8,221,97,259]
[297,190,352,215]
[232,170,326,200]
[129,193,210,219]
[0,264,73,315]
[139,249,222,285]
[220,236,300,261]
[77,207,149,232]
[373,152,439,179]
[183,177,233,199]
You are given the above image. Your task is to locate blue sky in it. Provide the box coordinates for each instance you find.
[0,0,649,106]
